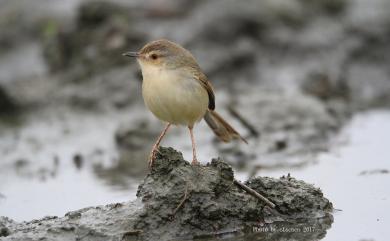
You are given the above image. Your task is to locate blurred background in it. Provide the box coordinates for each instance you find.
[0,0,389,240]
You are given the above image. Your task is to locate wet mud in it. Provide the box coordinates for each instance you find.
[0,147,333,241]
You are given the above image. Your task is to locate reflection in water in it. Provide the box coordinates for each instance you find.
[250,110,390,241]
[195,220,333,241]
[0,108,139,221]
[1,108,389,241]
[72,154,83,170]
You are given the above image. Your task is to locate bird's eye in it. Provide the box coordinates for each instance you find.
[150,54,158,60]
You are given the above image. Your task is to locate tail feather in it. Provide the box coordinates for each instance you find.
[204,110,247,144]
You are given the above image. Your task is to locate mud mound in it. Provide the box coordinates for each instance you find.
[0,147,333,240]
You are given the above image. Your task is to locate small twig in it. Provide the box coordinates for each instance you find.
[121,230,143,240]
[228,106,260,138]
[122,229,143,235]
[233,179,276,208]
[172,182,189,216]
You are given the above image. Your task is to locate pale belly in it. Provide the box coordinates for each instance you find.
[141,68,209,126]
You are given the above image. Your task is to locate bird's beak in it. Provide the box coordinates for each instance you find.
[122,52,140,58]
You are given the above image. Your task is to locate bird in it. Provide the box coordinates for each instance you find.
[123,39,246,168]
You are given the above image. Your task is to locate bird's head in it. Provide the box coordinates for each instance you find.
[123,39,198,71]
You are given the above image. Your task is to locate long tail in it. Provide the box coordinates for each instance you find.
[204,110,247,144]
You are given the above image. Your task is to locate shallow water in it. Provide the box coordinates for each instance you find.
[249,110,390,240]
[1,109,389,240]
[0,108,139,221]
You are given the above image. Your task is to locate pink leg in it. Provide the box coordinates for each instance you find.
[188,126,199,165]
[149,123,171,168]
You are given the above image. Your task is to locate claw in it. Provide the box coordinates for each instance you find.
[155,148,162,155]
[148,147,159,168]
[191,159,200,166]
[148,123,171,169]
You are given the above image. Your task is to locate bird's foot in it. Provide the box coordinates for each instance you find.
[191,158,200,166]
[148,146,160,168]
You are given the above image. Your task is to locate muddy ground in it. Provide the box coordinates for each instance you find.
[0,0,390,240]
[0,147,333,241]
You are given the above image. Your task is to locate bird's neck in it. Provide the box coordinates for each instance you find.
[140,63,190,87]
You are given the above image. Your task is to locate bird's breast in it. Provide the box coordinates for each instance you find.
[140,65,208,126]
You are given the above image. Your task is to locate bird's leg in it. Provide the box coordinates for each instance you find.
[149,123,171,168]
[188,126,199,165]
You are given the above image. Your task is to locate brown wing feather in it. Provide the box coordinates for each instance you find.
[194,72,215,110]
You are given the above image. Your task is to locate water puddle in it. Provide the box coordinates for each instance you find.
[247,110,390,240]
[0,108,139,221]
[1,108,389,241]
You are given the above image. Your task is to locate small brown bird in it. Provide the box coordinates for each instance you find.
[123,39,246,168]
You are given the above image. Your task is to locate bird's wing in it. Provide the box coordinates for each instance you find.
[195,71,215,110]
